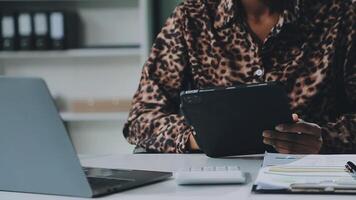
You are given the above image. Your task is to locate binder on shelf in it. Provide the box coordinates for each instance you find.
[49,11,65,50]
[33,12,49,50]
[18,12,33,50]
[49,11,81,50]
[1,13,16,50]
[65,11,81,49]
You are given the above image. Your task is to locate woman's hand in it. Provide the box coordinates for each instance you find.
[263,114,323,154]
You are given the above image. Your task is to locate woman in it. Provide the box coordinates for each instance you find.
[124,0,355,154]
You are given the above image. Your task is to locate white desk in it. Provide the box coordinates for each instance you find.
[0,154,355,200]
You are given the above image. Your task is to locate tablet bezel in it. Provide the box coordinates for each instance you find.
[180,82,293,158]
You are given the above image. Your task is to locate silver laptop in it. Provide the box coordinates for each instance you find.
[0,77,172,198]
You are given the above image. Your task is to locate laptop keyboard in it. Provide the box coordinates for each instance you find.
[83,167,133,178]
[87,177,130,189]
[83,167,135,189]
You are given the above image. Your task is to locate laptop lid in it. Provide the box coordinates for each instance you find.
[0,77,93,197]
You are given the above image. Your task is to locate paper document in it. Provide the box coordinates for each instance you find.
[255,153,356,191]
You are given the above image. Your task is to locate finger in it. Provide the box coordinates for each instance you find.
[263,138,319,153]
[292,113,305,123]
[263,137,317,154]
[272,138,320,154]
[263,130,321,148]
[274,146,291,154]
[262,141,294,154]
[275,122,321,136]
[263,138,290,154]
[292,113,299,122]
[264,138,316,154]
[274,145,302,154]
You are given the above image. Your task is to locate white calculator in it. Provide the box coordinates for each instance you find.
[175,166,246,185]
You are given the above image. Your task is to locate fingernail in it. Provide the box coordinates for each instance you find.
[275,125,283,131]
[263,132,270,137]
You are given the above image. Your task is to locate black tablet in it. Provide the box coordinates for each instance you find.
[180,82,293,158]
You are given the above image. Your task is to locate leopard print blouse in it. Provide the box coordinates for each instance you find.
[124,0,355,153]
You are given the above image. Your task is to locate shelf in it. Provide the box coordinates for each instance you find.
[60,112,129,122]
[0,0,139,8]
[0,48,141,60]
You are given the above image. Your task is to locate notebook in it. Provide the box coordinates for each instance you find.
[253,153,356,194]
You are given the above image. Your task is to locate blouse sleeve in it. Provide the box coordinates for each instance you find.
[123,5,195,153]
[320,2,356,153]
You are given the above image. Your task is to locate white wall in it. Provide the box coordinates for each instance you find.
[68,121,134,154]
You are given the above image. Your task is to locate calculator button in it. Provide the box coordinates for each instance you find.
[228,166,239,171]
[190,167,202,171]
[215,166,227,171]
[203,166,214,171]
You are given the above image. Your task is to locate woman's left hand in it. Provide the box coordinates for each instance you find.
[263,114,323,154]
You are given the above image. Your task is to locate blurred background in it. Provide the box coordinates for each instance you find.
[0,0,182,155]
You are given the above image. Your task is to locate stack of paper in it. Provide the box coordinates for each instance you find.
[254,153,356,193]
